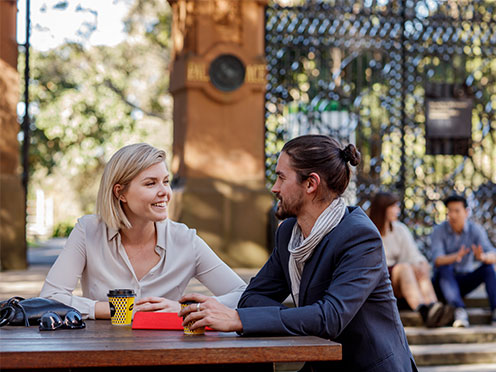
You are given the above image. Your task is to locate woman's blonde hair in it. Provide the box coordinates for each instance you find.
[96,143,166,230]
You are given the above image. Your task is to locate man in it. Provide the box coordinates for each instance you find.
[431,194,496,327]
[180,135,417,371]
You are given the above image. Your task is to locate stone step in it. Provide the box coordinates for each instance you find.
[411,343,496,366]
[401,308,492,327]
[406,326,496,345]
[465,297,490,308]
[418,363,496,372]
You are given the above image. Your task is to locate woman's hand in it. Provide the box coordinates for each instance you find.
[135,297,181,313]
[95,301,111,319]
[178,293,243,333]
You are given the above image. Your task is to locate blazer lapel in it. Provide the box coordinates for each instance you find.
[298,235,331,306]
[298,207,351,306]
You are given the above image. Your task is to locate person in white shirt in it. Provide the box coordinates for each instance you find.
[369,192,452,327]
[40,143,246,319]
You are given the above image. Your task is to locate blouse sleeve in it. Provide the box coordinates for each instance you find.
[397,222,427,265]
[192,234,247,308]
[39,217,98,319]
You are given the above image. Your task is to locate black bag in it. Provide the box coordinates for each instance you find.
[0,297,80,327]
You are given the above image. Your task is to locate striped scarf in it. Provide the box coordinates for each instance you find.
[288,197,346,305]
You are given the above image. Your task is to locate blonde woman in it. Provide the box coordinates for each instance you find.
[40,143,246,319]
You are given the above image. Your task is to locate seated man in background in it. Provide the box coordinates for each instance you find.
[431,194,496,327]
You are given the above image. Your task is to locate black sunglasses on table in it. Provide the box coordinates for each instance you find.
[39,310,86,331]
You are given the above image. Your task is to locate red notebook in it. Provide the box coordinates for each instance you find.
[131,312,213,331]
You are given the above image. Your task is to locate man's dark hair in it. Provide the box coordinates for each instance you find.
[443,194,468,208]
[281,134,361,198]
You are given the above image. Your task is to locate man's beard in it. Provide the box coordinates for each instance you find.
[275,197,302,220]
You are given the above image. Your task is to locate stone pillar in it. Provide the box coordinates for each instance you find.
[168,0,272,267]
[0,0,27,270]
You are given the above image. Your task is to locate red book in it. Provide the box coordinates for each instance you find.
[131,312,213,331]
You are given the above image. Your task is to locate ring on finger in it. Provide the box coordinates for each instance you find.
[196,303,201,312]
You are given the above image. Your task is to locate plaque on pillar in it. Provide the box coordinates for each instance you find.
[168,0,272,267]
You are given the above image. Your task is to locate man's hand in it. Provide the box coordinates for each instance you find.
[455,245,470,262]
[135,297,181,313]
[471,244,496,264]
[178,293,243,332]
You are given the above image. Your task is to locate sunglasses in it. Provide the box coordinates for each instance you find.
[39,310,86,331]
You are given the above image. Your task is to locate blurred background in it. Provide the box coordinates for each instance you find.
[1,0,495,270]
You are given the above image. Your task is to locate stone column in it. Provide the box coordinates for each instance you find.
[168,0,272,267]
[0,0,27,270]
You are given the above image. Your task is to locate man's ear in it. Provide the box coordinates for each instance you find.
[306,172,321,194]
[113,184,126,202]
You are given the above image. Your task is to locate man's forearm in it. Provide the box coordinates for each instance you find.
[483,252,496,264]
[435,253,459,267]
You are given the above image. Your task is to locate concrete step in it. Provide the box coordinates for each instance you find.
[406,326,496,345]
[401,308,492,327]
[465,297,490,308]
[418,363,496,372]
[411,343,496,366]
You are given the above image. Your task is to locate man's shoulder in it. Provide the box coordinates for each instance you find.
[340,206,377,232]
[466,220,486,236]
[433,221,450,234]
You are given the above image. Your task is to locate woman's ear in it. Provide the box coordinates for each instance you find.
[306,172,321,194]
[113,184,126,202]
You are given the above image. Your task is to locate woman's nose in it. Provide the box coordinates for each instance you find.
[158,183,168,195]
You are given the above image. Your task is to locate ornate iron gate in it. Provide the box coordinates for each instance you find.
[264,0,496,251]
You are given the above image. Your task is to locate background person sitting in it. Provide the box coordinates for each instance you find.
[40,143,246,319]
[369,192,451,327]
[431,194,496,327]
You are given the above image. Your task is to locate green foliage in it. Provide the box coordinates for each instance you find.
[52,221,74,238]
[19,0,174,219]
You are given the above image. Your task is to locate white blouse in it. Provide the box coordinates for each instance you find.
[40,215,247,319]
[381,221,427,267]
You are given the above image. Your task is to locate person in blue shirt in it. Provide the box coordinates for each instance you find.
[431,194,496,327]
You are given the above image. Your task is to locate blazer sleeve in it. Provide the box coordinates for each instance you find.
[237,221,292,309]
[237,220,385,339]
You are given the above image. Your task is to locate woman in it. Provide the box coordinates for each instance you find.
[369,191,451,327]
[40,143,246,319]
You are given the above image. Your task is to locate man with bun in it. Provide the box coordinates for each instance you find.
[180,135,417,371]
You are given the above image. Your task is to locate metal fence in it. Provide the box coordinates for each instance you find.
[264,0,496,253]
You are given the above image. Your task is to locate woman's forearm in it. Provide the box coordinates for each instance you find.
[95,301,111,319]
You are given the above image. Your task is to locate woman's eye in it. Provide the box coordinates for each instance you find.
[146,182,155,186]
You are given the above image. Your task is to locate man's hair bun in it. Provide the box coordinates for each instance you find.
[341,144,361,166]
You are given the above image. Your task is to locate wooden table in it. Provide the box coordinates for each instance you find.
[0,320,341,371]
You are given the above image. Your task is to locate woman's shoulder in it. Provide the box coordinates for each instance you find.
[159,219,197,242]
[76,214,103,227]
[391,220,413,236]
[73,214,107,234]
[392,220,409,230]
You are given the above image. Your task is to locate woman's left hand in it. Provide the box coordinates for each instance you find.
[135,297,181,313]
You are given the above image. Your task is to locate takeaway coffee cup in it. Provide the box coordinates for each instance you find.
[180,301,205,335]
[107,289,136,325]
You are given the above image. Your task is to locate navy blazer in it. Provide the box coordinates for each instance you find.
[237,206,417,372]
